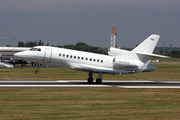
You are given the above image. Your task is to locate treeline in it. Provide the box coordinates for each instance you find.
[18,40,44,47]
[17,40,180,57]
[154,50,180,58]
[63,42,107,55]
[17,41,107,55]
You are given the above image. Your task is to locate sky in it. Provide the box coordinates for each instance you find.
[0,0,180,48]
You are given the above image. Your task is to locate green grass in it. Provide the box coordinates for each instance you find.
[0,63,180,80]
[0,88,180,120]
[0,64,180,119]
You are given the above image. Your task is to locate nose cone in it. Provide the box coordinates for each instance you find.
[14,51,28,59]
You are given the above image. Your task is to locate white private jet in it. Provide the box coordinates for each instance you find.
[14,34,168,83]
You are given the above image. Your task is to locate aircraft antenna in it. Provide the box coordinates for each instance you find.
[110,26,117,48]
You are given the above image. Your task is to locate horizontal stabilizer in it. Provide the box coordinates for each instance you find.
[136,52,170,58]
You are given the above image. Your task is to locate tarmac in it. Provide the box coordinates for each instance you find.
[0,80,180,88]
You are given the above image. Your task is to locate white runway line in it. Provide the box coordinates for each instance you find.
[117,86,180,88]
[0,80,180,83]
[1,80,180,88]
[160,81,180,83]
[0,85,111,88]
[56,80,70,83]
[0,81,58,83]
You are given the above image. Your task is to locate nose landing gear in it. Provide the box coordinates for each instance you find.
[35,63,39,74]
[35,70,39,74]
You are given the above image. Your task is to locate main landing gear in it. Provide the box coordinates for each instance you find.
[35,63,39,74]
[87,72,102,84]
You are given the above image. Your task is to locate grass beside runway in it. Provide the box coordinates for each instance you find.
[0,63,180,80]
[0,64,180,119]
[0,88,180,120]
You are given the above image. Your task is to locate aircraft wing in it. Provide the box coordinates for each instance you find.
[72,65,131,74]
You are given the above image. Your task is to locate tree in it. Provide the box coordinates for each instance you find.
[97,47,107,54]
[18,41,24,47]
[76,42,87,46]
[64,45,75,49]
[38,40,42,46]
[172,50,180,58]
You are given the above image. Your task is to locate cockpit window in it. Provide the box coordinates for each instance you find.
[29,48,41,51]
[33,48,37,51]
[37,48,41,51]
[29,48,34,51]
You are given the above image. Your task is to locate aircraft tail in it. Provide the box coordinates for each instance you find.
[132,34,160,54]
[108,34,169,63]
[131,34,169,63]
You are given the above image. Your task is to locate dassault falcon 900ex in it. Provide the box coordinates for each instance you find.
[14,34,168,83]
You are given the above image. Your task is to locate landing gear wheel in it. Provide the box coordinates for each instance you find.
[35,63,40,74]
[96,78,102,84]
[87,73,93,83]
[35,70,39,74]
[87,78,93,84]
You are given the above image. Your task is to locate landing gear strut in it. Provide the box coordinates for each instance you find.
[87,72,102,84]
[35,63,39,74]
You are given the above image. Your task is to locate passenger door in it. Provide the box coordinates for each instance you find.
[43,49,52,63]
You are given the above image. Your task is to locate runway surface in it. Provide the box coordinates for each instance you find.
[1,80,180,88]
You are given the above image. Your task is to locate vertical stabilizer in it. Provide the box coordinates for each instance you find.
[132,34,160,53]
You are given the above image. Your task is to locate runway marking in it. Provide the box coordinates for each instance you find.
[1,80,180,83]
[1,80,180,88]
[118,86,180,88]
[1,85,180,88]
[0,85,111,88]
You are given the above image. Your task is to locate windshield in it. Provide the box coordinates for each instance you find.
[29,48,41,51]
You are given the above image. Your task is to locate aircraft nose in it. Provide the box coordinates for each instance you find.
[14,51,27,58]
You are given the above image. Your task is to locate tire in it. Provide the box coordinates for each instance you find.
[87,78,93,83]
[35,70,39,74]
[96,78,102,84]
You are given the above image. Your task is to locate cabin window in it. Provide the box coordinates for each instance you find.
[90,58,92,61]
[67,55,69,58]
[86,58,88,60]
[74,56,76,59]
[93,59,96,62]
[63,54,65,57]
[70,55,72,58]
[97,59,99,62]
[78,56,80,59]
[59,54,61,56]
[81,57,84,60]
[101,60,103,63]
